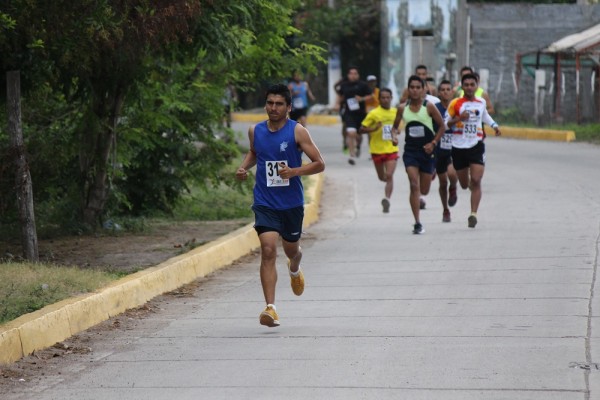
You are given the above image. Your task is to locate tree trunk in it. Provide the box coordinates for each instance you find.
[6,70,39,261]
[81,88,125,228]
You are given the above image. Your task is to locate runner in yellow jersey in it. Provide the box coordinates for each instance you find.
[360,88,398,213]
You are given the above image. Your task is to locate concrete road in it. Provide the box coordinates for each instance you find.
[6,122,600,399]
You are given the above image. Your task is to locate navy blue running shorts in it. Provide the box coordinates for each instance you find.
[402,148,436,174]
[252,205,304,243]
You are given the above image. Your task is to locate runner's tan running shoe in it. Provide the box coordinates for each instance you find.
[288,260,305,296]
[259,305,280,327]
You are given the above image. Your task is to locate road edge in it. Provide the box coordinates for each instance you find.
[0,172,324,365]
[233,113,576,142]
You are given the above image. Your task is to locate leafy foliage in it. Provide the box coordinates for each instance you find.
[289,0,381,96]
[468,1,577,3]
[0,0,326,234]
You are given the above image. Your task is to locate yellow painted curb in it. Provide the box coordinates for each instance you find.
[0,173,324,365]
[232,112,339,126]
[234,112,576,142]
[484,125,575,142]
[304,172,324,227]
[0,324,22,365]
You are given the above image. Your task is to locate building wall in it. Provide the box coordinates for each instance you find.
[463,3,600,122]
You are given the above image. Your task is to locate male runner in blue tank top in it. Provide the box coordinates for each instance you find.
[288,71,316,127]
[236,84,325,328]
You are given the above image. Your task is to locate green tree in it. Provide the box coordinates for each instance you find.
[0,1,325,230]
[290,0,381,99]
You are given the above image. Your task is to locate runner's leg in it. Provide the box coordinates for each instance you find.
[469,164,485,214]
[258,231,279,305]
[406,166,421,223]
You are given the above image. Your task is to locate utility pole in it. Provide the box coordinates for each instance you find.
[6,70,39,261]
[327,0,341,108]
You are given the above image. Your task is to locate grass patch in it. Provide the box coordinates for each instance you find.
[173,181,254,220]
[0,165,318,325]
[497,108,600,144]
[0,262,118,324]
[568,123,600,144]
[172,171,315,220]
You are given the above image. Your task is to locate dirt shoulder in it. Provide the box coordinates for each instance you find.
[0,218,255,391]
[0,219,261,394]
[1,219,252,272]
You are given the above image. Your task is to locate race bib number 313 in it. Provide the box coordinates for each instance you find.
[265,160,290,187]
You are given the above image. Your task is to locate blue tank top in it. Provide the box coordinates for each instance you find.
[289,81,308,110]
[434,102,454,152]
[253,119,304,210]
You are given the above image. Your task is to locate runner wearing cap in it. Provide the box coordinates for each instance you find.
[365,75,380,113]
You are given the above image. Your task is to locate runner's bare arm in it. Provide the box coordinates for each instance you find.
[359,121,382,134]
[399,88,409,104]
[482,91,495,115]
[391,104,405,146]
[333,93,343,112]
[306,82,316,102]
[357,93,374,103]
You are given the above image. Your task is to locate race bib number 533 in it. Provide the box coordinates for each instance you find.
[463,122,478,139]
[265,160,289,187]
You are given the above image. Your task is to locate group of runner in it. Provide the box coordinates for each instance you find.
[235,64,501,327]
[336,65,501,234]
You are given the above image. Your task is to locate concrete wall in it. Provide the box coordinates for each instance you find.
[461,3,600,123]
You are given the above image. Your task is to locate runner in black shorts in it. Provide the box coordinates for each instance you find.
[334,67,373,165]
[433,80,459,222]
[253,205,304,242]
[446,73,501,228]
[451,140,485,170]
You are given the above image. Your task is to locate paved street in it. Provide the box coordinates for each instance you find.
[5,121,600,399]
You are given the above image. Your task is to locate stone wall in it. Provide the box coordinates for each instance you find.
[465,3,600,123]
